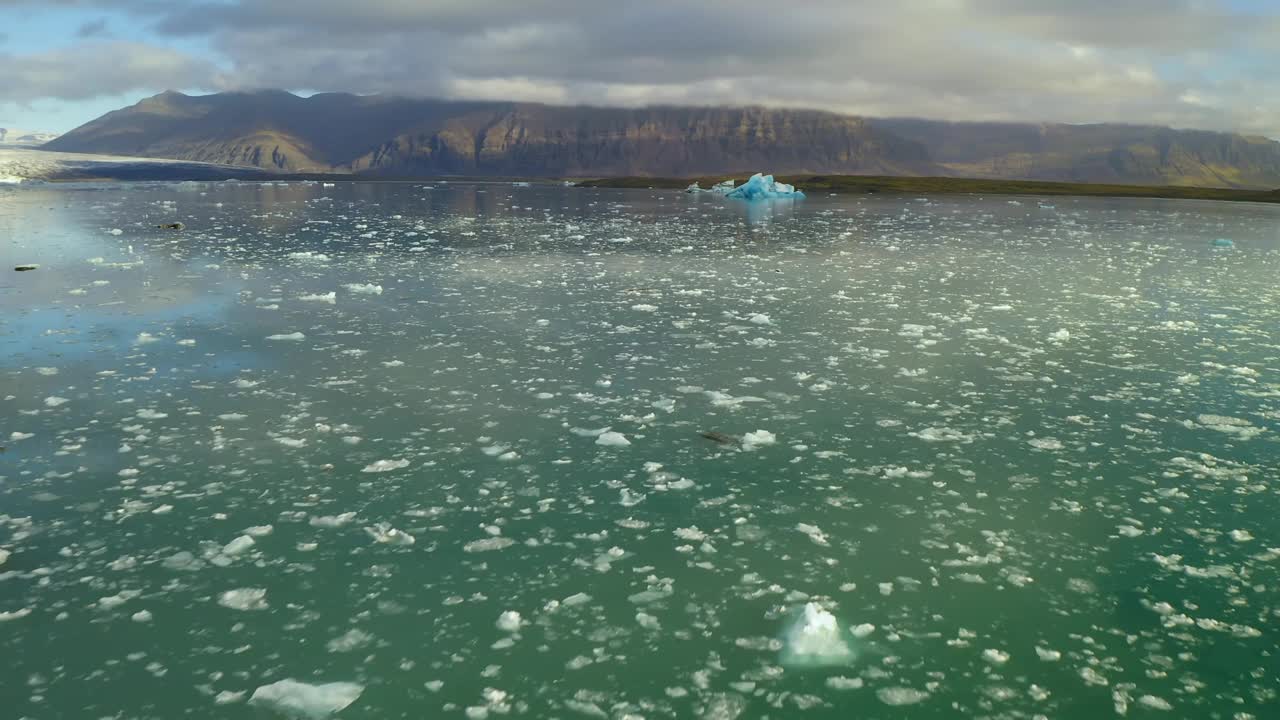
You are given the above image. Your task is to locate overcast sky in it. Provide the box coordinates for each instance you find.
[3,0,1279,138]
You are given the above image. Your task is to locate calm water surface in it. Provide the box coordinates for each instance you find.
[1,182,1278,719]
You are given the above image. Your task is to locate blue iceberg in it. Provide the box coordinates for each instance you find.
[1212,238,1235,249]
[724,173,805,200]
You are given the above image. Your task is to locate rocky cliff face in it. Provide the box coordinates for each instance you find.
[45,91,1280,188]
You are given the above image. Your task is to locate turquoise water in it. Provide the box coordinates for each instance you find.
[1,182,1278,719]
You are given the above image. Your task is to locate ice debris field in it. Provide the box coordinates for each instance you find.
[1,179,1278,719]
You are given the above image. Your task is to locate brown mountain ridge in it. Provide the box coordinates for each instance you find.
[44,90,1280,188]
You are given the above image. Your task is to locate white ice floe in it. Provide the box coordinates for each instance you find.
[877,687,930,706]
[218,588,268,611]
[248,679,363,719]
[463,537,515,553]
[595,431,631,447]
[740,429,776,451]
[310,513,357,528]
[780,603,853,667]
[496,611,523,633]
[223,535,256,556]
[287,251,330,262]
[361,459,410,473]
[43,396,69,407]
[266,332,306,341]
[344,283,383,295]
[299,292,336,304]
[1028,437,1063,450]
[364,523,415,545]
[796,523,830,546]
[0,608,33,622]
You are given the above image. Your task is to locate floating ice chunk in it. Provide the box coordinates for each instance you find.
[108,228,123,236]
[740,430,776,451]
[911,426,973,443]
[1138,695,1173,711]
[982,648,1010,665]
[1048,329,1070,343]
[326,628,373,653]
[850,623,875,638]
[131,610,153,623]
[877,687,929,706]
[266,332,306,341]
[35,367,58,376]
[9,431,33,441]
[0,549,8,566]
[464,537,515,553]
[1035,647,1062,661]
[0,608,32,622]
[364,523,415,545]
[223,535,256,556]
[796,523,829,546]
[276,437,307,448]
[310,512,357,528]
[826,676,864,690]
[1230,529,1254,542]
[725,173,805,200]
[1028,437,1063,450]
[496,611,523,632]
[748,313,772,325]
[1196,414,1263,439]
[361,459,410,473]
[562,592,592,606]
[136,409,168,420]
[245,525,274,537]
[631,304,658,312]
[44,396,69,407]
[780,603,853,667]
[674,526,707,542]
[135,332,159,345]
[249,679,363,719]
[287,251,330,262]
[344,283,383,295]
[218,588,268,611]
[299,292,336,304]
[595,431,631,447]
[215,690,246,705]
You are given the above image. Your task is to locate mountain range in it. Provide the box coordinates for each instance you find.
[44,90,1280,188]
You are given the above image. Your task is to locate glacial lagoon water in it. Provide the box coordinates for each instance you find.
[1,181,1278,719]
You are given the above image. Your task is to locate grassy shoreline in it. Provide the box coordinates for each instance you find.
[575,174,1280,204]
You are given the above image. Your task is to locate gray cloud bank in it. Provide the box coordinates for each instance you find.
[4,0,1280,137]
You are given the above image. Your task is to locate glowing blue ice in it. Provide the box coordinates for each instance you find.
[725,173,805,200]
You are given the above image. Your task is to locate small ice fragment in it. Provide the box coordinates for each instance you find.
[344,283,383,295]
[0,549,9,566]
[463,537,515,553]
[850,623,875,638]
[796,523,829,546]
[249,679,363,719]
[132,610,153,623]
[223,535,256,556]
[44,396,70,407]
[215,690,246,705]
[631,304,658,312]
[310,512,357,528]
[1035,647,1062,661]
[0,608,33,622]
[1028,437,1063,450]
[361,459,410,473]
[135,332,159,345]
[1138,695,1173,711]
[35,367,58,376]
[781,603,853,667]
[299,292,337,304]
[877,687,929,706]
[826,676,864,690]
[562,592,592,606]
[982,648,1010,665]
[595,431,631,447]
[364,523,415,546]
[9,432,34,441]
[496,611,523,633]
[218,588,267,611]
[326,628,373,653]
[1230,529,1254,542]
[748,313,772,325]
[266,332,306,341]
[1048,329,1070,343]
[740,429,776,451]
